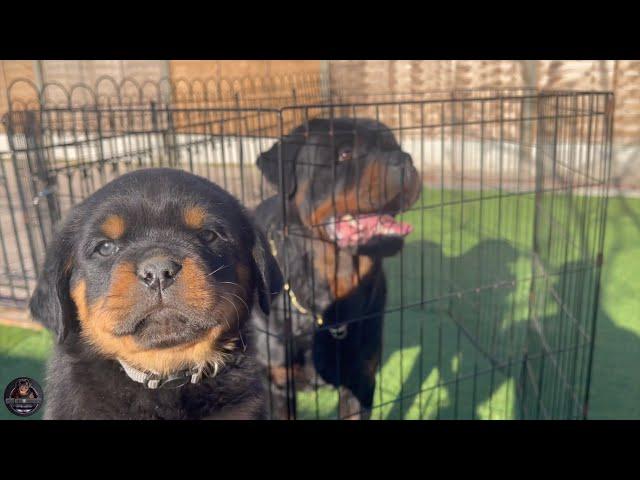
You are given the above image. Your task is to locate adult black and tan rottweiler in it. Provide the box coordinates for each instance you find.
[251,118,422,419]
[29,168,282,420]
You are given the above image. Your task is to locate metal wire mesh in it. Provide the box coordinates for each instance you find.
[0,83,613,419]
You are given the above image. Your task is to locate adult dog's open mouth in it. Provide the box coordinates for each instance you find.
[324,213,413,248]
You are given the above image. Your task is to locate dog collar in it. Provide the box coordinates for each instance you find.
[269,232,348,341]
[118,359,208,389]
[283,282,348,340]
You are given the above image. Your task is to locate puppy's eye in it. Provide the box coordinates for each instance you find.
[198,229,218,244]
[96,241,118,257]
[338,148,353,162]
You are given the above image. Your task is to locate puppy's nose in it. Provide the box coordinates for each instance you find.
[137,256,182,290]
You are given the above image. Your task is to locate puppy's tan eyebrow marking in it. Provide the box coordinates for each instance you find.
[100,215,126,240]
[184,206,207,230]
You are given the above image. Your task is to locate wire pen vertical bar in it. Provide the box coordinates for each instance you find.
[277,109,297,420]
[582,92,614,419]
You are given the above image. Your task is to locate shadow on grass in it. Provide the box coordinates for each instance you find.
[590,286,640,418]
[378,239,520,420]
[374,239,638,420]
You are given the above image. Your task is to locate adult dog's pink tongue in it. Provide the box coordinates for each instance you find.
[333,214,413,248]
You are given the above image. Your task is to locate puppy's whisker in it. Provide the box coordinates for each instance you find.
[207,264,230,277]
[101,305,134,312]
[218,281,248,295]
[213,294,232,330]
[219,294,246,352]
[219,290,249,312]
[98,294,118,309]
[104,294,128,301]
[239,330,246,352]
[218,294,242,329]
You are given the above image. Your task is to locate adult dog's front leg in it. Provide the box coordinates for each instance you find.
[339,386,372,420]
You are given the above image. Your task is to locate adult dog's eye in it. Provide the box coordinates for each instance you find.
[198,229,218,244]
[96,241,118,257]
[338,148,353,162]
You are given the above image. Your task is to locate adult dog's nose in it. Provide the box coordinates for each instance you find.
[387,150,412,167]
[137,256,182,290]
[384,151,417,186]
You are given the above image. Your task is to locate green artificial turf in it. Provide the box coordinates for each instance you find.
[1,191,638,420]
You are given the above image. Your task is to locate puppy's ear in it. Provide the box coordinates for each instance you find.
[256,129,304,198]
[29,220,77,343]
[251,225,283,315]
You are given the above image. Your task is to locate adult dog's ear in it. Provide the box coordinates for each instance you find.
[251,225,283,315]
[29,220,77,343]
[256,128,305,198]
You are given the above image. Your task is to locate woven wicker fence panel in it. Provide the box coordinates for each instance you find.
[452,60,524,88]
[328,60,639,185]
[610,60,640,145]
[329,61,528,142]
[537,60,614,90]
[0,61,37,115]
[330,61,524,92]
[608,60,640,187]
[170,60,320,80]
[38,60,166,105]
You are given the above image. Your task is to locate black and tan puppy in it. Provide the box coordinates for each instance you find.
[251,118,422,419]
[29,168,282,420]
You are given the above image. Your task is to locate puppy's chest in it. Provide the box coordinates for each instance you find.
[72,356,254,419]
[100,374,224,419]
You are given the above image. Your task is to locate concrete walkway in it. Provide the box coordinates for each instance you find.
[0,305,42,331]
